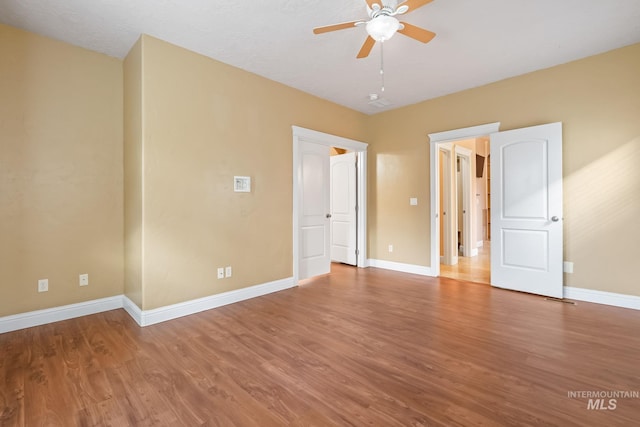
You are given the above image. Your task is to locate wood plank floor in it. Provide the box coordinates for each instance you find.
[2,264,640,426]
[440,241,491,285]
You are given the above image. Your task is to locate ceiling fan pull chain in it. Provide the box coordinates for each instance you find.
[380,41,385,92]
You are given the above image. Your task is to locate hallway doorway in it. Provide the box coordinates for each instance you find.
[437,138,491,285]
[429,123,498,285]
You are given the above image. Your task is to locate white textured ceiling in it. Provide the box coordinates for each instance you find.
[1,0,640,114]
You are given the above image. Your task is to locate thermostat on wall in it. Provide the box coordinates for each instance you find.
[234,176,251,192]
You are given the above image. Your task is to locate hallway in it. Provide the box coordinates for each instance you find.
[440,241,490,285]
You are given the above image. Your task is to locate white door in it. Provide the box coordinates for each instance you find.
[455,147,473,258]
[330,152,357,265]
[439,146,455,265]
[490,122,563,298]
[299,141,331,280]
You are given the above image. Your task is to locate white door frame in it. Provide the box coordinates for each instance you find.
[455,145,473,258]
[293,126,368,283]
[429,123,501,277]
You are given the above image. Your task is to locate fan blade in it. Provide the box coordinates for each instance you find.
[399,0,434,13]
[398,22,436,43]
[357,36,376,59]
[313,21,361,34]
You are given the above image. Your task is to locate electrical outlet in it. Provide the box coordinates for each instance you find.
[217,268,224,279]
[225,266,232,278]
[563,261,574,274]
[388,244,393,253]
[38,279,48,293]
[79,273,89,286]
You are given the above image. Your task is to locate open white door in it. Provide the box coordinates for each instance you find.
[330,152,357,265]
[455,146,473,258]
[299,141,331,279]
[439,146,455,265]
[490,122,563,298]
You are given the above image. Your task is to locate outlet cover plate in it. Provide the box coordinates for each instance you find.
[38,279,48,292]
[563,261,574,274]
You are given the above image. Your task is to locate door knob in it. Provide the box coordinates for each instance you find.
[326,214,332,218]
[551,216,559,222]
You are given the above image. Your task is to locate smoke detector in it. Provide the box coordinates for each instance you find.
[368,93,392,108]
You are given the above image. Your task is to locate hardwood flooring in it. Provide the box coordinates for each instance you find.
[440,241,491,285]
[2,264,640,426]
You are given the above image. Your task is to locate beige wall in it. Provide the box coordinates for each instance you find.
[367,42,640,296]
[123,38,144,307]
[2,23,638,320]
[0,24,124,316]
[131,36,367,310]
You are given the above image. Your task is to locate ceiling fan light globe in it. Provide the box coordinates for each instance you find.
[366,15,400,42]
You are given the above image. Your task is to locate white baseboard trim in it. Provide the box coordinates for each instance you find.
[564,287,640,311]
[5,280,636,335]
[0,295,123,334]
[122,295,143,326]
[127,277,296,327]
[367,259,434,277]
[1,277,297,334]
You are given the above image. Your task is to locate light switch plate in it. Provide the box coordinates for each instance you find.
[410,198,418,206]
[79,273,89,286]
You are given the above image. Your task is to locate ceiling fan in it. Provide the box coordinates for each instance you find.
[313,0,436,59]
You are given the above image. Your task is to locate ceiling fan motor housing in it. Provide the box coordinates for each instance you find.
[373,6,393,18]
[368,0,409,17]
[370,1,394,16]
[313,0,435,59]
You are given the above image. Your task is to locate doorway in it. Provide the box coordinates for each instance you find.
[429,123,500,284]
[292,126,368,283]
[439,141,490,284]
[430,122,564,298]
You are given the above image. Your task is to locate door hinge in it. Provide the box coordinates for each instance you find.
[356,249,360,255]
